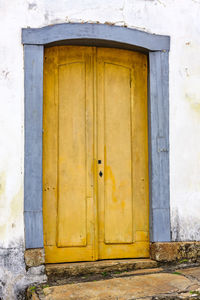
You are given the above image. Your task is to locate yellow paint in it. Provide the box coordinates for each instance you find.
[0,172,8,239]
[10,187,23,218]
[0,170,23,241]
[43,46,149,263]
[186,93,200,114]
[0,172,6,230]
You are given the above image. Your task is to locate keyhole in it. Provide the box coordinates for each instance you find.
[99,171,103,177]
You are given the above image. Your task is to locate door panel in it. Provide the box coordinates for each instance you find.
[43,46,149,263]
[97,48,149,259]
[43,46,95,263]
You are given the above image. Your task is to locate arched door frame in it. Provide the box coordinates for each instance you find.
[22,23,170,249]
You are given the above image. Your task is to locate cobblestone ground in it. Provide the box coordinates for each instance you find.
[27,263,200,299]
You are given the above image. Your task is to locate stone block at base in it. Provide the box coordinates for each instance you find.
[150,242,200,262]
[25,248,45,267]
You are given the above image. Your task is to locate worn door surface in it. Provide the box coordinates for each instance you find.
[43,46,149,263]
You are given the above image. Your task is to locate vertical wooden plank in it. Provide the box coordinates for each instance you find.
[92,47,99,260]
[149,51,170,242]
[132,54,149,236]
[24,45,44,248]
[43,46,58,247]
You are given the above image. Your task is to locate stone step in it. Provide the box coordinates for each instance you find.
[112,267,163,278]
[45,259,158,283]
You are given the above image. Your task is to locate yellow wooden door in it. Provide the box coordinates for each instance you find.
[97,48,149,259]
[43,46,96,263]
[43,46,149,263]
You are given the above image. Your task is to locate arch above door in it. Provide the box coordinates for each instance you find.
[22,23,170,249]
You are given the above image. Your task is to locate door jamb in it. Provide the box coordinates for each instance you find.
[22,23,170,249]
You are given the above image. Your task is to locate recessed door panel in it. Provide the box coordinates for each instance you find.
[57,62,87,247]
[104,63,133,244]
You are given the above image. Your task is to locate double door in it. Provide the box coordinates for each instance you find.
[43,46,149,263]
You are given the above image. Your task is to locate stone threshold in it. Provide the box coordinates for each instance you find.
[45,258,158,284]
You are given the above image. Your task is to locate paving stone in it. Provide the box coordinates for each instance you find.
[42,273,191,300]
[32,292,40,300]
[178,290,200,299]
[176,267,200,281]
[27,290,40,300]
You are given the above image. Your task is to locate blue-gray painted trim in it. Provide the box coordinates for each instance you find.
[24,211,44,248]
[22,23,170,52]
[24,45,44,248]
[23,23,170,249]
[149,51,170,241]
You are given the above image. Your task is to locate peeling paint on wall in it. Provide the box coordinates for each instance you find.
[0,240,46,299]
[171,208,200,242]
[28,2,37,10]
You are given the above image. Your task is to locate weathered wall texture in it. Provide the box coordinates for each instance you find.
[0,0,200,297]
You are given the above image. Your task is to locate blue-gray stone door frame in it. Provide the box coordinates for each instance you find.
[22,23,171,249]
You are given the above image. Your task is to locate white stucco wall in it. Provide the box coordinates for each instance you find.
[0,0,200,296]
